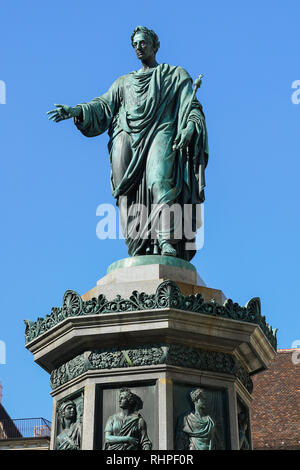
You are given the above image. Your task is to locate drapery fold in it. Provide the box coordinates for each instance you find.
[75,63,208,260]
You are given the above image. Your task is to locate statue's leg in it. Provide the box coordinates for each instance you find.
[146,130,180,256]
[110,131,133,244]
[110,131,132,188]
[110,131,149,256]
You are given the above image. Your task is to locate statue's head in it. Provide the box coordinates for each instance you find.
[131,26,160,61]
[190,388,209,410]
[58,400,77,427]
[119,387,143,412]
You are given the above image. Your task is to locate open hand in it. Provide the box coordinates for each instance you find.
[47,104,81,123]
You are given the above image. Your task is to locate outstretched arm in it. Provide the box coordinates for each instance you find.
[47,75,123,138]
[47,104,83,123]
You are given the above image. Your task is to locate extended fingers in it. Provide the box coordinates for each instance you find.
[47,109,58,116]
[48,111,60,120]
[48,113,58,121]
[48,114,59,121]
[47,104,63,120]
[47,103,68,122]
[47,112,64,122]
[178,133,188,148]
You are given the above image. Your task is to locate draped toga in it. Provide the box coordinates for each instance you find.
[104,412,152,450]
[176,412,215,450]
[75,63,208,260]
[55,421,81,450]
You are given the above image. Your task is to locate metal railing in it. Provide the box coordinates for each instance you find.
[0,418,51,439]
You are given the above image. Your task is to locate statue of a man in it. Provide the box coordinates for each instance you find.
[103,387,152,450]
[48,26,208,261]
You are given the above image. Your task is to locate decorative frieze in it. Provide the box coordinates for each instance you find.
[24,281,277,349]
[50,343,253,393]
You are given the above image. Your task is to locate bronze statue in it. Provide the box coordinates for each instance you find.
[47,26,208,262]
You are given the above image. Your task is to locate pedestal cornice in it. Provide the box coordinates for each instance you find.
[25,280,277,377]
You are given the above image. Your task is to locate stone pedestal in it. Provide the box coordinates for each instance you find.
[25,256,277,451]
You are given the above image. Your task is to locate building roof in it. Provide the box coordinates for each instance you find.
[251,348,300,450]
[0,403,22,439]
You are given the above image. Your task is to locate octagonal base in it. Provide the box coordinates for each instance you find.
[25,260,277,451]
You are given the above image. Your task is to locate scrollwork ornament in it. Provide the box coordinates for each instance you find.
[62,290,82,316]
[24,280,277,349]
[245,297,261,321]
[155,280,182,308]
[50,344,252,393]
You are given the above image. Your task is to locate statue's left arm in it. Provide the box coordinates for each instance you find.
[174,69,208,165]
[173,67,208,167]
[173,68,209,203]
[138,416,152,450]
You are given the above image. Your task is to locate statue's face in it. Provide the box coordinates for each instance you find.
[63,404,76,420]
[194,395,207,413]
[132,32,155,62]
[119,392,131,409]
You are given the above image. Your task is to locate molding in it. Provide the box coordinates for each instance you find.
[49,343,253,394]
[25,281,277,349]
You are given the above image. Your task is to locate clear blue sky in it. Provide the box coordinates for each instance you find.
[0,0,299,421]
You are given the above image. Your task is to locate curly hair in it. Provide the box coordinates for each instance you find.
[190,388,209,404]
[131,26,160,54]
[119,388,143,412]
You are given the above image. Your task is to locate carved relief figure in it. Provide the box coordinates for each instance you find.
[175,388,219,450]
[104,387,152,450]
[55,399,82,450]
[238,407,251,450]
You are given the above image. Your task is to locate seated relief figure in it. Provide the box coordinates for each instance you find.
[175,388,222,450]
[47,25,208,262]
[104,387,152,450]
[55,399,82,450]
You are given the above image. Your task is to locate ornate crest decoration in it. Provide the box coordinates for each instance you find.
[24,280,277,349]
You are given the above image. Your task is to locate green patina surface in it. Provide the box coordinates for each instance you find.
[47,26,208,262]
[24,280,277,349]
[107,255,196,274]
[50,343,253,393]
